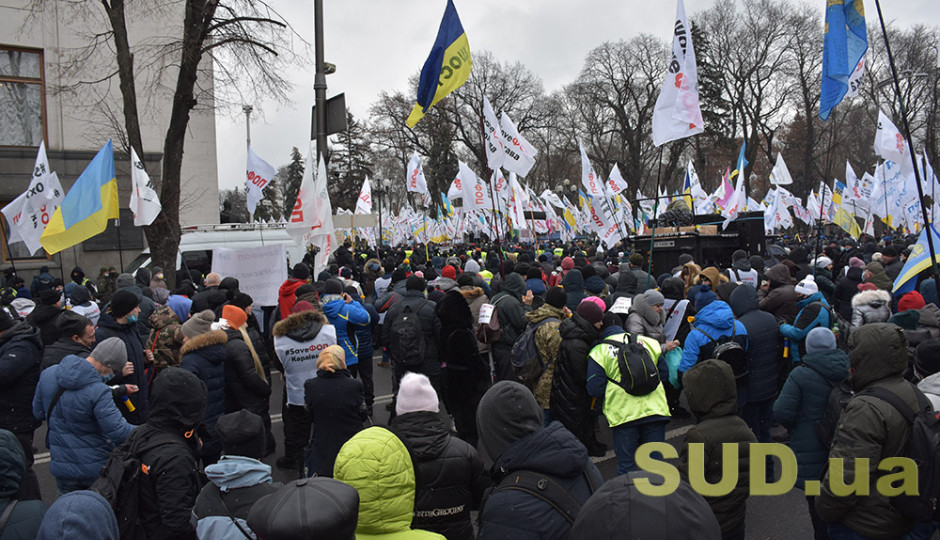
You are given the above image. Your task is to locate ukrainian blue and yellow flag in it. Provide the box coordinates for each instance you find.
[406,0,472,128]
[729,141,748,184]
[440,192,455,217]
[40,140,119,254]
[893,225,940,294]
[833,180,846,206]
[819,0,867,121]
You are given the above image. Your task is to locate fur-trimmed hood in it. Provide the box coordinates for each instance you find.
[458,286,485,300]
[851,289,892,308]
[180,329,227,356]
[273,309,328,339]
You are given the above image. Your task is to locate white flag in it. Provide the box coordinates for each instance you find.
[769,153,794,185]
[457,161,487,211]
[129,148,162,226]
[875,109,914,177]
[246,147,277,217]
[845,161,860,198]
[846,57,866,99]
[287,144,334,246]
[2,143,65,255]
[498,112,537,177]
[579,141,605,198]
[508,173,529,229]
[355,177,372,214]
[686,161,707,200]
[607,164,629,195]
[651,0,705,146]
[406,152,430,198]
[541,190,566,209]
[482,96,506,169]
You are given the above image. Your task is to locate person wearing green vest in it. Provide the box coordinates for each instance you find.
[586,310,670,475]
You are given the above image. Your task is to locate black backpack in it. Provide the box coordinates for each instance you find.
[389,301,428,367]
[90,431,184,540]
[602,333,661,396]
[811,373,854,449]
[694,324,749,385]
[863,385,940,523]
[510,318,559,389]
[485,467,601,526]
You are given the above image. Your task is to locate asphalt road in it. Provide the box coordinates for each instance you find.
[30,356,934,539]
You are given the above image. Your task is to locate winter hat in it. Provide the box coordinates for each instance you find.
[749,255,765,273]
[395,373,440,416]
[340,267,353,279]
[464,259,481,274]
[545,286,568,309]
[577,299,604,326]
[857,282,878,292]
[317,345,346,372]
[849,257,866,268]
[643,289,665,306]
[216,409,266,459]
[476,381,543,462]
[296,283,317,299]
[40,288,61,306]
[69,285,91,306]
[732,249,747,262]
[36,490,120,540]
[805,327,836,355]
[898,291,926,313]
[570,471,721,540]
[391,268,408,283]
[915,339,940,376]
[181,309,215,338]
[91,337,128,372]
[115,273,136,289]
[109,289,139,318]
[815,256,833,269]
[0,310,14,333]
[414,270,425,279]
[694,286,718,311]
[323,279,344,296]
[882,246,899,258]
[292,263,311,280]
[292,301,316,314]
[56,311,90,338]
[247,478,359,540]
[561,257,575,271]
[441,265,457,280]
[526,267,543,280]
[406,275,426,291]
[677,254,693,267]
[456,274,475,288]
[230,292,253,310]
[317,270,332,282]
[221,304,248,329]
[583,296,606,312]
[794,275,819,296]
[630,253,644,266]
[151,287,170,305]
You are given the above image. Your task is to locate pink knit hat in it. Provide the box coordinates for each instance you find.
[582,296,606,313]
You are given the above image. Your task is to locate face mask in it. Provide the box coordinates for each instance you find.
[155,273,164,280]
[102,372,115,383]
[126,314,139,323]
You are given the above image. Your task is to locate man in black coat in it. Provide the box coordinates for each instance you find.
[97,289,150,424]
[27,288,63,347]
[41,312,94,370]
[550,310,604,456]
[382,275,440,401]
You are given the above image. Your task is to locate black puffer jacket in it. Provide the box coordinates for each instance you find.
[729,285,779,403]
[562,269,586,311]
[834,266,864,321]
[180,329,227,461]
[134,367,207,540]
[0,322,43,434]
[390,411,489,540]
[605,270,637,310]
[0,429,46,539]
[304,369,365,477]
[26,304,61,347]
[96,312,149,424]
[40,337,90,371]
[222,327,271,417]
[549,314,599,449]
[382,290,439,372]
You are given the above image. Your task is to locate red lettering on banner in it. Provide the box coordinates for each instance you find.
[290,196,304,223]
[410,169,418,188]
[455,179,462,190]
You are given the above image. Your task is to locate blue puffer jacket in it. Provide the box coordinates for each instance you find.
[678,300,747,374]
[728,285,779,403]
[180,329,227,459]
[772,348,849,488]
[780,292,830,364]
[321,298,370,366]
[33,355,134,484]
[352,301,378,362]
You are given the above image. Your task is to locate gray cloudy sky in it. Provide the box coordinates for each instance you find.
[215,0,940,190]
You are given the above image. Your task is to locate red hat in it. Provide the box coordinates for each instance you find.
[222,304,248,328]
[441,265,457,280]
[291,301,316,314]
[898,291,926,313]
[857,282,878,292]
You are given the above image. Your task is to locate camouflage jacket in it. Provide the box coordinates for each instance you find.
[147,305,183,371]
[526,303,565,409]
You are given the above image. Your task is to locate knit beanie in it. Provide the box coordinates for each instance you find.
[477,381,543,462]
[216,409,266,459]
[441,265,457,280]
[110,289,139,319]
[456,274,475,288]
[545,287,567,309]
[292,263,311,280]
[406,275,426,291]
[629,253,644,266]
[115,273,135,289]
[805,327,836,355]
[292,301,316,314]
[221,304,248,329]
[577,300,604,325]
[849,257,866,268]
[69,285,91,306]
[91,337,128,372]
[181,309,215,338]
[40,288,61,306]
[230,292,253,310]
[915,339,940,376]
[391,268,408,283]
[395,373,440,416]
[248,478,359,540]
[561,257,575,271]
[694,286,717,311]
[898,291,926,313]
[794,275,819,296]
[323,279,344,296]
[643,289,665,306]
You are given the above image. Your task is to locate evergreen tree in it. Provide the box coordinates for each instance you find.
[329,112,374,211]
[282,146,305,218]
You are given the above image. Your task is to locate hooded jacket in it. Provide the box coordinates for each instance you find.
[96,312,149,424]
[115,283,155,344]
[33,355,133,484]
[524,304,566,409]
[679,360,756,536]
[850,289,892,329]
[459,286,490,354]
[625,294,665,344]
[0,429,46,540]
[726,258,759,288]
[834,266,865,321]
[390,412,489,540]
[192,456,279,540]
[678,300,748,374]
[304,368,366,477]
[491,273,530,348]
[550,314,600,449]
[180,330,228,460]
[561,269,586,311]
[759,264,799,324]
[321,297,370,365]
[277,278,307,320]
[0,322,43,434]
[605,270,638,310]
[773,348,849,488]
[26,303,62,347]
[816,323,922,539]
[780,292,830,363]
[918,372,940,410]
[334,427,445,539]
[864,262,893,292]
[382,290,439,371]
[273,310,337,405]
[40,337,90,372]
[729,285,779,403]
[36,491,118,540]
[133,367,207,540]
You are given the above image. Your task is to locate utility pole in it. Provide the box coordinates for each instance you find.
[314,0,328,166]
[243,105,253,148]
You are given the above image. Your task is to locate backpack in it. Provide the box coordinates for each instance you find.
[389,301,428,367]
[485,467,601,527]
[693,324,749,385]
[602,334,661,396]
[90,431,184,540]
[476,295,507,344]
[862,385,940,523]
[510,317,559,389]
[807,368,853,449]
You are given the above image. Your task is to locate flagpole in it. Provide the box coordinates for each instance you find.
[874,0,939,278]
[115,216,125,272]
[813,182,827,278]
[0,218,17,277]
[646,146,665,290]
[478,115,505,279]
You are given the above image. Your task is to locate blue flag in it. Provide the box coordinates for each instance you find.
[820,0,867,121]
[893,225,940,294]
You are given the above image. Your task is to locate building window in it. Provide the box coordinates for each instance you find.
[0,46,46,147]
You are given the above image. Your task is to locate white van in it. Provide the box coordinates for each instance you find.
[125,223,311,278]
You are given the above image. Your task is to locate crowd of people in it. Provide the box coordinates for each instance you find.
[0,234,938,540]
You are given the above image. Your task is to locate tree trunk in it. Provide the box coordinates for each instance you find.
[103,0,145,165]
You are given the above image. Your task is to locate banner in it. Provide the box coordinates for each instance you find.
[482,96,506,169]
[2,142,64,255]
[607,164,629,195]
[355,177,372,214]
[130,148,162,227]
[651,0,705,146]
[212,244,287,306]
[579,141,604,198]
[287,144,334,246]
[769,153,793,185]
[246,147,276,217]
[819,0,867,120]
[406,152,430,199]
[498,112,537,177]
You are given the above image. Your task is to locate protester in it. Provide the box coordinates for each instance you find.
[0,428,46,539]
[862,261,892,292]
[96,289,150,424]
[67,284,100,326]
[277,264,310,320]
[114,272,156,343]
[28,289,63,347]
[218,304,272,452]
[147,304,183,372]
[36,490,115,540]
[524,286,567,419]
[382,275,441,404]
[759,263,799,324]
[488,272,532,381]
[850,284,892,329]
[179,310,228,466]
[780,276,831,364]
[678,285,748,375]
